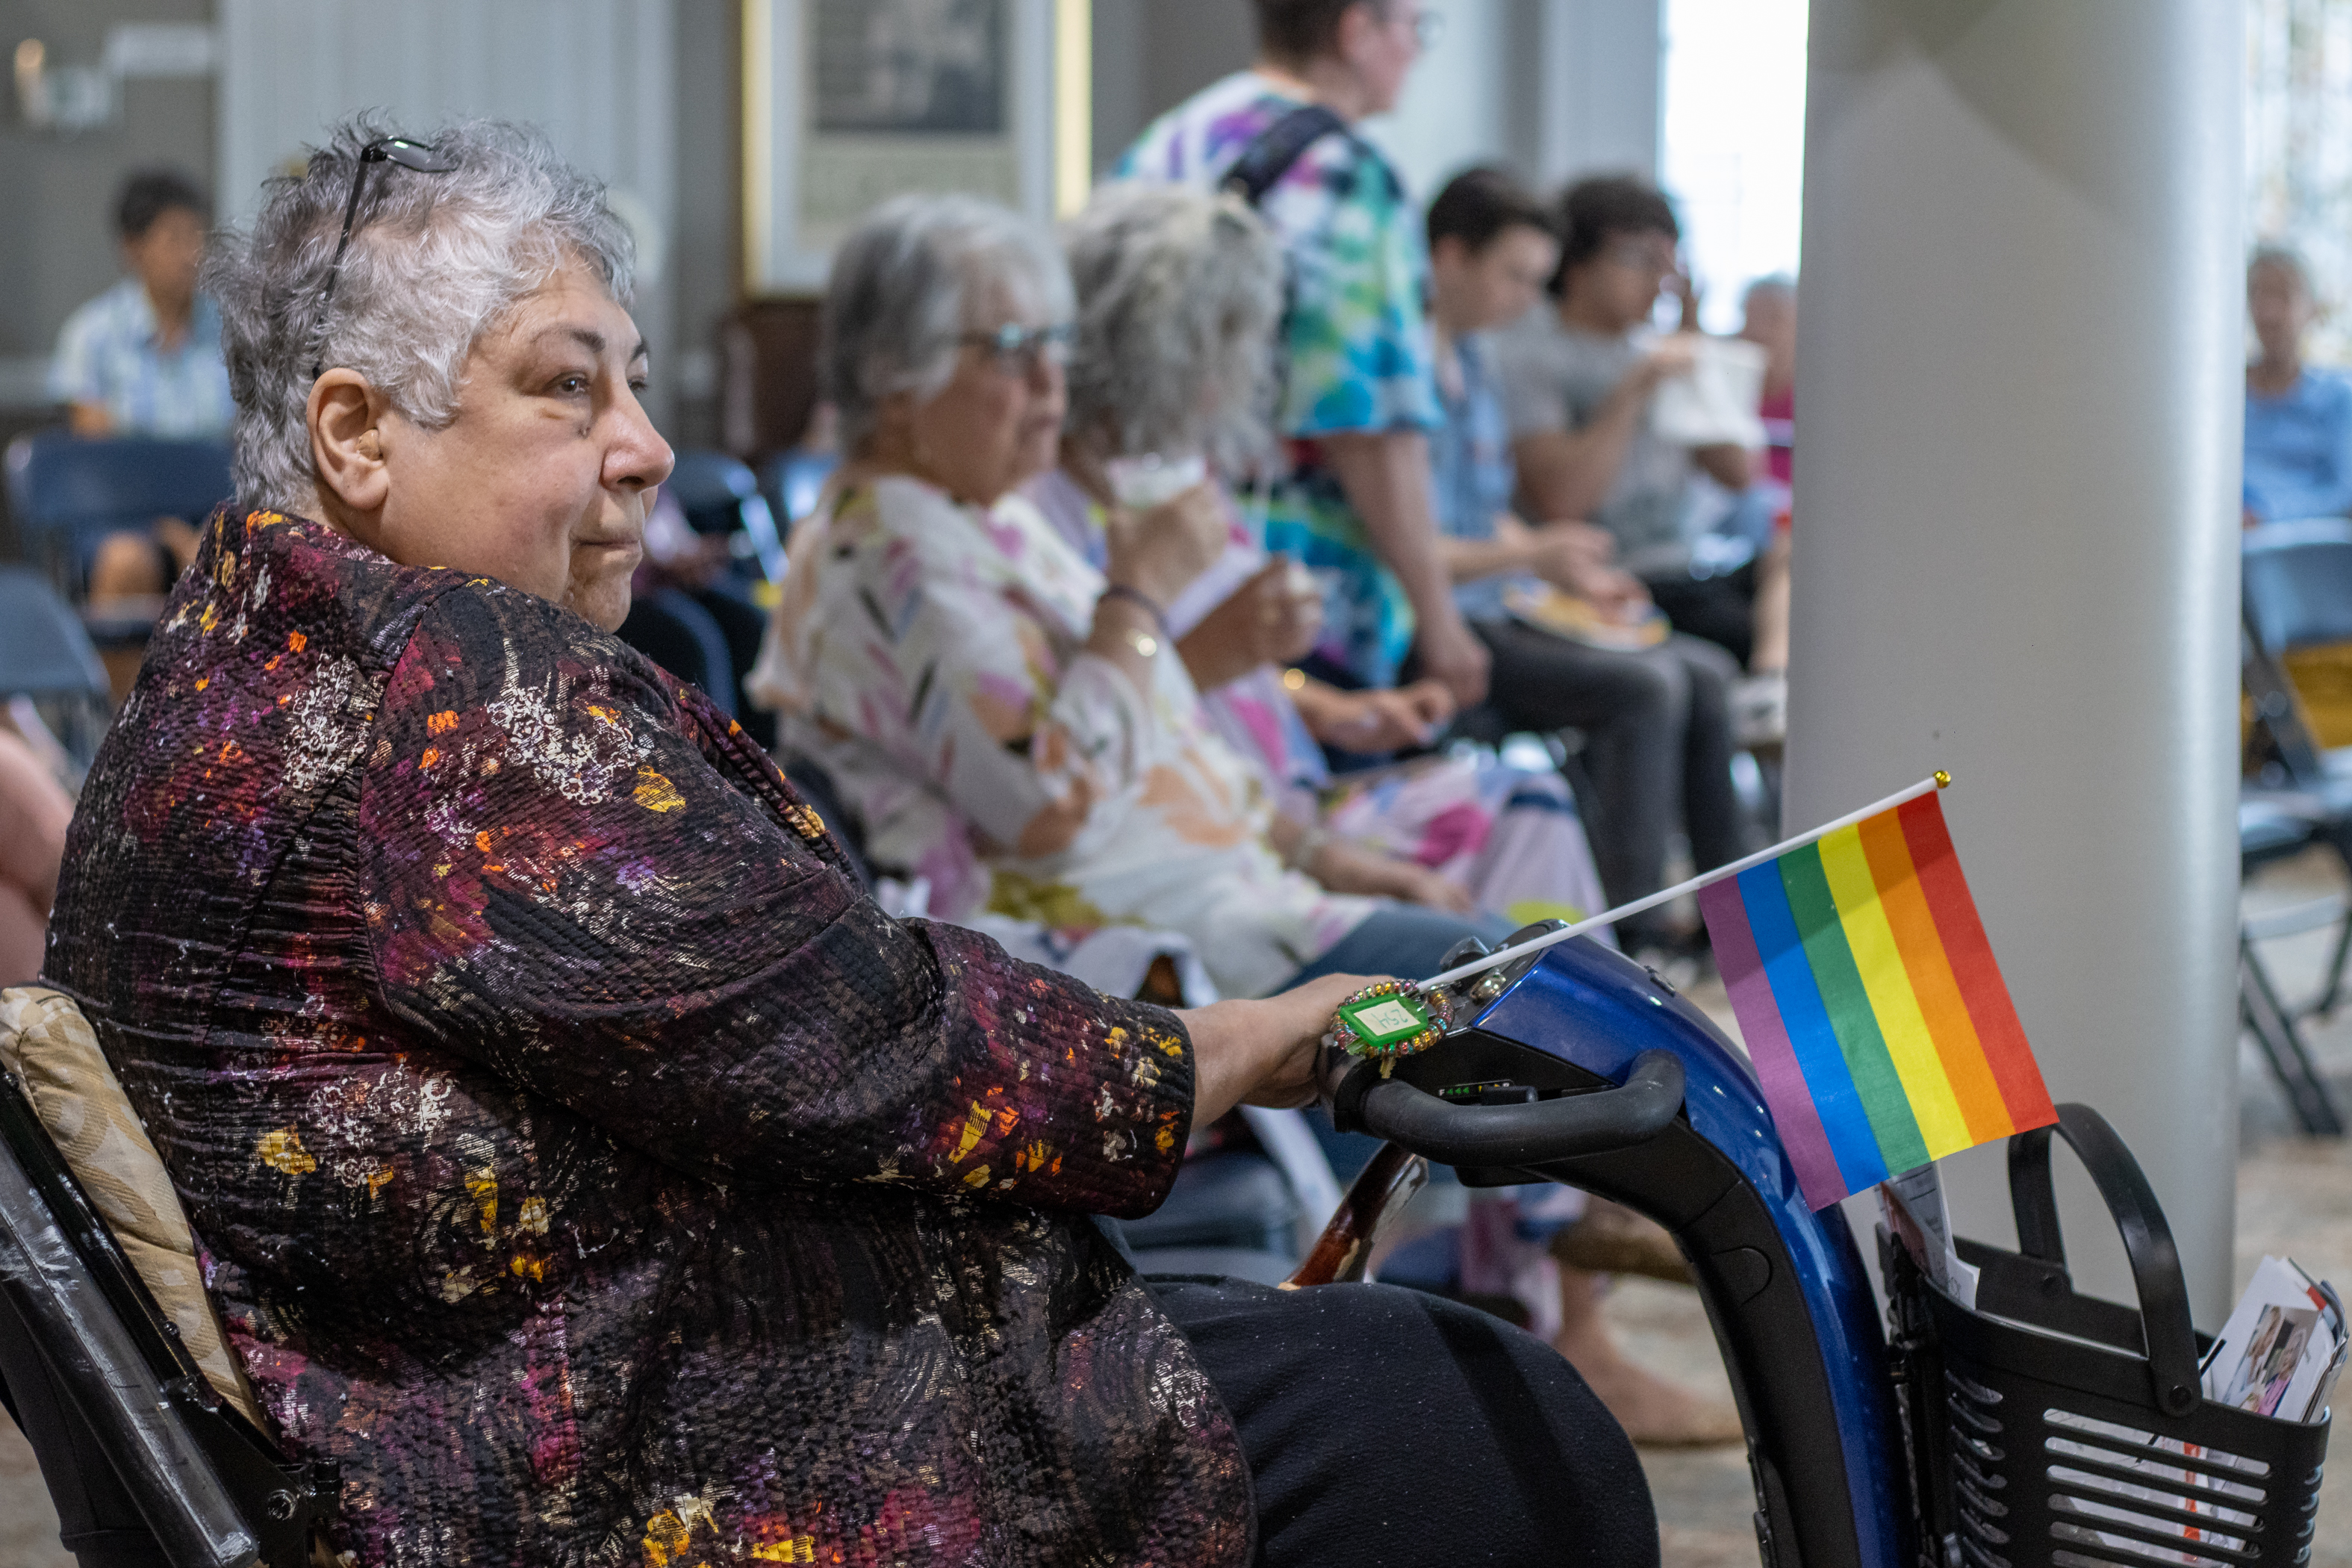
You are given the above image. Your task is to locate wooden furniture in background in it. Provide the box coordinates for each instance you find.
[720,297,825,463]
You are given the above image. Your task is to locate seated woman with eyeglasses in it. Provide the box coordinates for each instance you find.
[40,122,1654,1567]
[770,193,1531,1004]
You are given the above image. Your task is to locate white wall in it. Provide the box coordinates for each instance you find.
[1360,0,1513,197]
[1530,0,1662,184]
[214,0,679,423]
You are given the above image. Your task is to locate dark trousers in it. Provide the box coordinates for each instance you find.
[1643,562,1756,670]
[1151,1277,1659,1567]
[1472,619,1749,943]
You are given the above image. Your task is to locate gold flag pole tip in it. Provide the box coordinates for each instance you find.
[1933,770,1952,788]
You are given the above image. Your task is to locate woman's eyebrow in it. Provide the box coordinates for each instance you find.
[536,324,648,363]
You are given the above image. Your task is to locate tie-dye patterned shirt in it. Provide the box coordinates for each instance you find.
[1117,71,1443,688]
[776,475,1373,1001]
[45,506,1251,1567]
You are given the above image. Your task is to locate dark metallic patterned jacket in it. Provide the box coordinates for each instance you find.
[45,508,1251,1567]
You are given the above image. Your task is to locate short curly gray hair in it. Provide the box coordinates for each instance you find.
[1062,181,1284,474]
[821,193,1073,453]
[205,115,635,514]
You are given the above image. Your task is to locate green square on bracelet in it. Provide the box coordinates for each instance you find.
[1337,992,1435,1048]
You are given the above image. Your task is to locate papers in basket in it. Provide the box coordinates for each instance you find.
[1878,1163,1980,1310]
[2200,1256,2346,1422]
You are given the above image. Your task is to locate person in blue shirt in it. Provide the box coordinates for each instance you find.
[1424,167,1749,956]
[2244,245,2352,526]
[48,168,233,606]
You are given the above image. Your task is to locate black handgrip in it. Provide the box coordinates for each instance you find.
[1334,1051,1685,1167]
[2006,1104,2203,1416]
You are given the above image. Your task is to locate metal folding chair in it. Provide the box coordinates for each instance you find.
[756,449,840,538]
[2,432,234,597]
[665,449,786,585]
[2239,795,2348,1134]
[2241,521,2352,1006]
[0,565,114,771]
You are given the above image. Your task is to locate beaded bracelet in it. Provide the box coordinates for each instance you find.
[1099,582,1169,635]
[1325,980,1452,1077]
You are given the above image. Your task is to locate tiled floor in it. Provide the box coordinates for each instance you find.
[5,854,2351,1564]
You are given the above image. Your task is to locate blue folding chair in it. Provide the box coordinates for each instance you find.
[757,449,841,538]
[2,432,234,596]
[664,449,786,584]
[0,565,113,770]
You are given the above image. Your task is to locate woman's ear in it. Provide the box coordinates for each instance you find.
[308,370,392,521]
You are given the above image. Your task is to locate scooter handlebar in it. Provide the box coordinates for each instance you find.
[1333,1049,1686,1167]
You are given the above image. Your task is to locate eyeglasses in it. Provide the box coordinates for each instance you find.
[961,322,1074,374]
[308,136,458,379]
[1601,238,1679,276]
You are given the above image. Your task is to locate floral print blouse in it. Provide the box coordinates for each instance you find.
[44,506,1250,1567]
[773,474,1372,1001]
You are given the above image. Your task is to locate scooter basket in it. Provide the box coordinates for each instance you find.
[1885,1104,2330,1568]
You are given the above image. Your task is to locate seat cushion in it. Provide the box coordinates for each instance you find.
[0,986,261,1425]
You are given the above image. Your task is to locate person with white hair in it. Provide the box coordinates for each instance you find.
[38,118,1434,1567]
[1038,179,1611,939]
[772,191,1529,1000]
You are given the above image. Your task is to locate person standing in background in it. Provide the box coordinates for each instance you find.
[1116,0,1490,707]
[48,168,234,604]
[2244,245,2352,526]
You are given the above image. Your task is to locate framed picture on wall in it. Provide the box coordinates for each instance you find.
[744,0,1080,294]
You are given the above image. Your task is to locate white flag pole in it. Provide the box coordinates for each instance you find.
[1419,771,1951,992]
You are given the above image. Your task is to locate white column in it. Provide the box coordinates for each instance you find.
[1788,1,2243,1321]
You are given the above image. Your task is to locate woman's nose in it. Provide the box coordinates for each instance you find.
[610,394,675,491]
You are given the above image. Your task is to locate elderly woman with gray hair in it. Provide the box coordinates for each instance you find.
[1038,181,1613,940]
[771,190,1541,1004]
[24,119,1657,1568]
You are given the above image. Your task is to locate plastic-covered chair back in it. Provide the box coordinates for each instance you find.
[664,449,785,582]
[4,434,233,572]
[0,992,336,1566]
[2244,517,2352,655]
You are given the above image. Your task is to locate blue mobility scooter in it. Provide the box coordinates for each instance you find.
[0,923,2333,1566]
[1322,925,2333,1568]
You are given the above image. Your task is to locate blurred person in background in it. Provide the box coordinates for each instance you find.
[1116,0,1493,709]
[0,722,71,986]
[1498,177,1761,660]
[774,193,1512,1003]
[1739,274,1797,510]
[1423,167,1747,958]
[49,167,234,606]
[1039,178,1612,939]
[2244,244,2352,526]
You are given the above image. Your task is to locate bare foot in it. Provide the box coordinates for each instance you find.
[1553,1265,1743,1448]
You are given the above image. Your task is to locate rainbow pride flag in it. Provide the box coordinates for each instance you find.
[1696,789,2056,1210]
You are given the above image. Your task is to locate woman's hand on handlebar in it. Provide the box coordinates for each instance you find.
[1178,973,1384,1127]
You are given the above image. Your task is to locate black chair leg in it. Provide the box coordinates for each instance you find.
[2241,936,2348,1136]
[2304,906,2352,1021]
